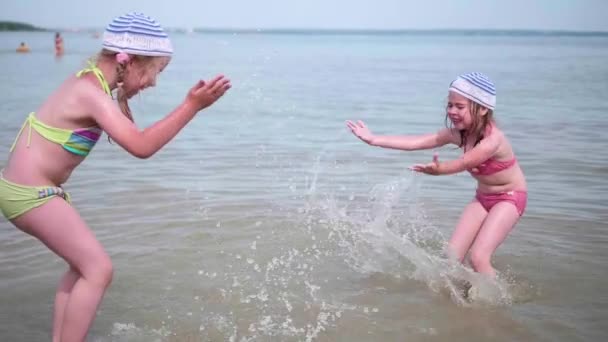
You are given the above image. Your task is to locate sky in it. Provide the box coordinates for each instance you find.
[1,0,607,31]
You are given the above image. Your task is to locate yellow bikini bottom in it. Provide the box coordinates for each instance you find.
[0,171,70,220]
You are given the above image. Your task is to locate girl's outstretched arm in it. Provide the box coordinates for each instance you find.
[347,120,456,151]
[411,132,501,175]
[91,75,230,159]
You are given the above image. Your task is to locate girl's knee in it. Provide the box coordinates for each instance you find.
[80,254,113,288]
[94,256,114,288]
[469,248,491,269]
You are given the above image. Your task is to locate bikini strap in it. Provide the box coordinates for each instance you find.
[9,113,34,152]
[76,61,112,97]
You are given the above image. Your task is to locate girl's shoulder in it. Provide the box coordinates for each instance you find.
[485,122,507,142]
[55,75,113,122]
[486,124,516,158]
[442,127,463,145]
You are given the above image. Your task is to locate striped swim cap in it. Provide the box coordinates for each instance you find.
[102,12,173,57]
[449,72,496,110]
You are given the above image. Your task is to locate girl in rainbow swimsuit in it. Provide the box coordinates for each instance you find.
[0,12,230,342]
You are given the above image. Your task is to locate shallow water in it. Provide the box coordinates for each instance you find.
[1,31,607,341]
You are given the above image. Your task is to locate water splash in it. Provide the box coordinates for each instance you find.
[298,150,517,308]
[128,148,525,340]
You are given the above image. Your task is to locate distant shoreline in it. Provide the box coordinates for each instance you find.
[0,21,46,32]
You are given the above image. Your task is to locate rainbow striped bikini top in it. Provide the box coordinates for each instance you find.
[10,63,111,157]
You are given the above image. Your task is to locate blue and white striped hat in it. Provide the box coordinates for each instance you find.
[102,12,173,57]
[449,72,496,110]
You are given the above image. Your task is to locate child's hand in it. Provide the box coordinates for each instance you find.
[410,152,441,175]
[186,75,231,111]
[346,120,375,144]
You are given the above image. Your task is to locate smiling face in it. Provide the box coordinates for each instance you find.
[446,91,474,130]
[107,52,172,125]
[122,56,171,98]
[445,91,494,148]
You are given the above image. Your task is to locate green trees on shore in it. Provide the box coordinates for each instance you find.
[0,21,45,31]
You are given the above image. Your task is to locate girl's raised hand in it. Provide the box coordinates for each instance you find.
[186,75,231,111]
[410,152,441,175]
[346,120,375,144]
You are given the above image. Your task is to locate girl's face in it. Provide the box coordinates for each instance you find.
[123,57,170,98]
[446,91,474,130]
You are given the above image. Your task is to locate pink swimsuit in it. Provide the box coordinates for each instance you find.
[468,157,527,216]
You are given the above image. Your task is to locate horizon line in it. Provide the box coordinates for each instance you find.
[4,21,608,36]
[57,27,608,35]
[2,19,607,34]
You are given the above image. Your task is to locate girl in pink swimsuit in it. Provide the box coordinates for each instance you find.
[347,72,527,278]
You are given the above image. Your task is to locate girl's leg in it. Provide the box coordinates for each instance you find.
[52,267,80,342]
[446,200,488,262]
[468,202,520,277]
[12,197,113,342]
